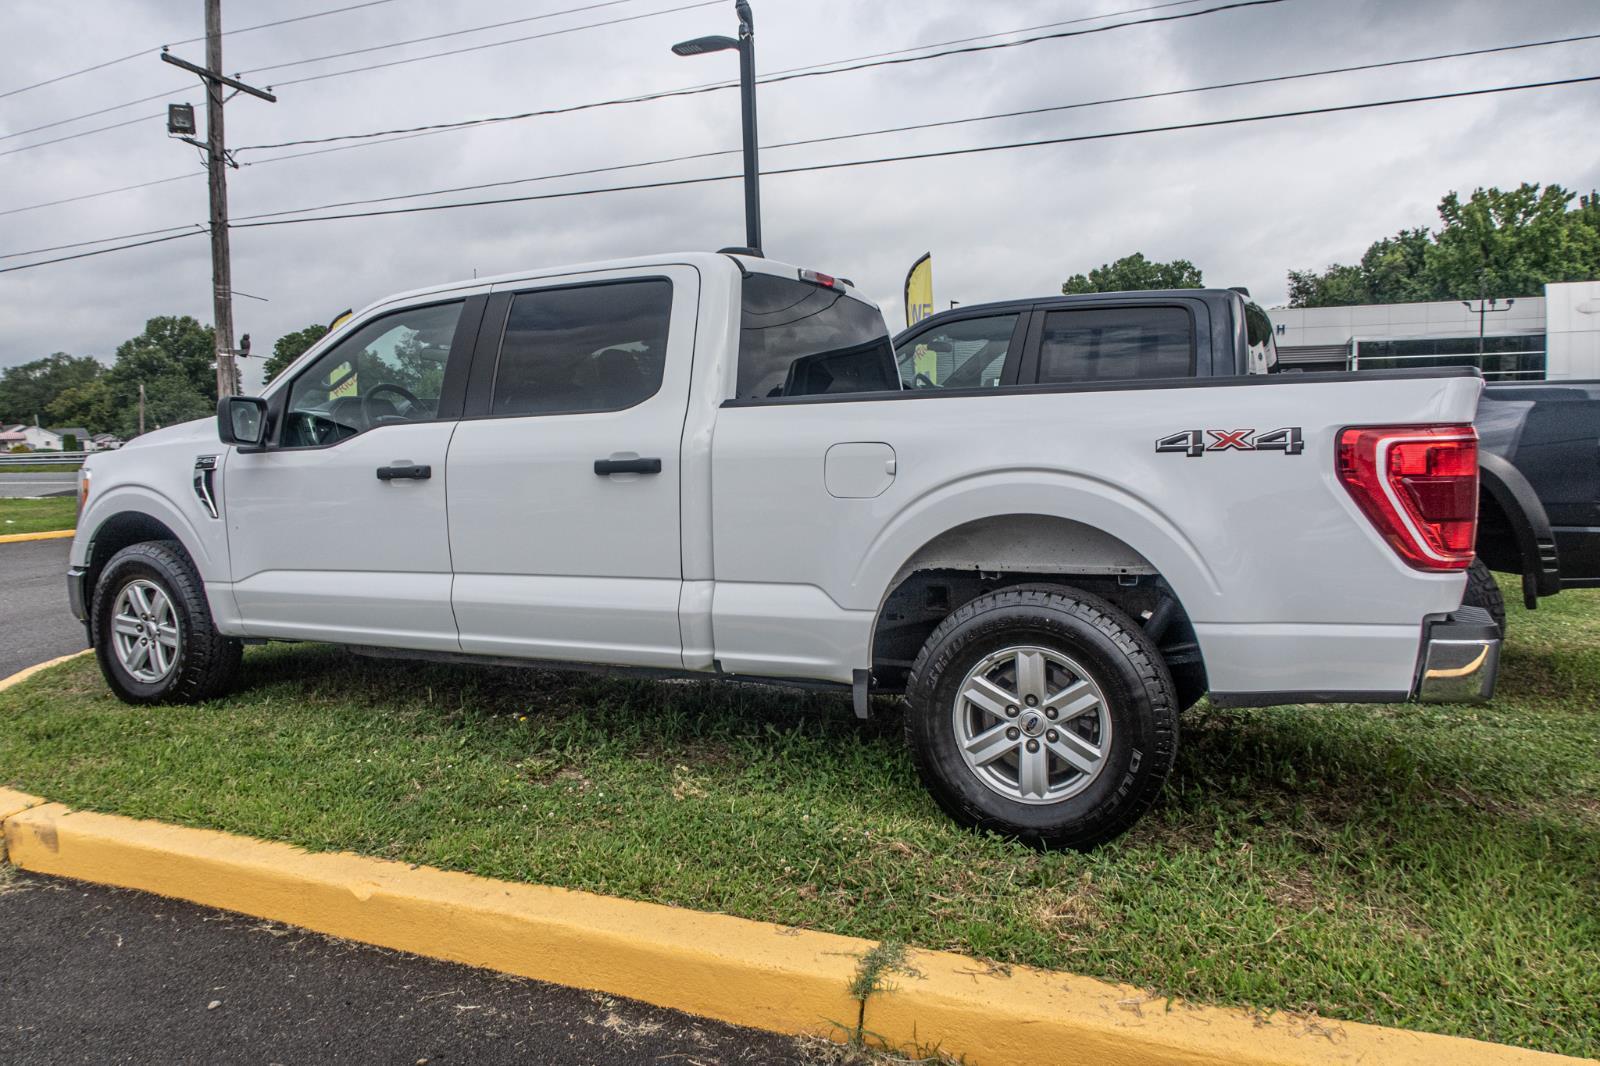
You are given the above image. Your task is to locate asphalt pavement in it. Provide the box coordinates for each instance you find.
[0,472,77,498]
[0,537,87,678]
[0,871,820,1065]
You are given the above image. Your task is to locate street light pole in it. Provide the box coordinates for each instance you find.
[734,1,760,255]
[673,1,762,255]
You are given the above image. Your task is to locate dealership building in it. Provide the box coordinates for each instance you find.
[1270,280,1600,381]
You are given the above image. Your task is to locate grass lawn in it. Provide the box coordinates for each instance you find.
[1,577,1595,1057]
[0,496,77,534]
[0,463,82,474]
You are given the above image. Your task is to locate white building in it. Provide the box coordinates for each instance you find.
[0,424,64,451]
[1271,280,1600,381]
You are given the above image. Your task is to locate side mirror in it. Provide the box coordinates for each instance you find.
[218,396,268,450]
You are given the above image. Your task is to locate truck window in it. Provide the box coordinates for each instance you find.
[737,274,899,400]
[281,300,463,448]
[491,279,673,416]
[1037,306,1193,384]
[895,314,1018,390]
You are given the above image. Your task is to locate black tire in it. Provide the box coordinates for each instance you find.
[1463,558,1507,635]
[903,585,1178,850]
[91,540,242,705]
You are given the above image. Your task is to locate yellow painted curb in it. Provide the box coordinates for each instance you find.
[0,650,91,691]
[0,802,1586,1066]
[0,528,75,544]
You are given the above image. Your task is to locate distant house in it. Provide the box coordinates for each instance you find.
[48,427,92,451]
[91,432,124,451]
[0,426,26,451]
[5,425,63,451]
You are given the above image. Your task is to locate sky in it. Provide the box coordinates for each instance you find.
[3,0,1598,391]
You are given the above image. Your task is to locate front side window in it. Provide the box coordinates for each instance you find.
[1037,306,1193,384]
[281,301,463,448]
[895,314,1019,390]
[737,274,899,400]
[491,279,673,417]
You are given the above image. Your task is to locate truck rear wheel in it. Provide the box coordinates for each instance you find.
[903,586,1178,850]
[91,540,242,705]
[1463,559,1507,634]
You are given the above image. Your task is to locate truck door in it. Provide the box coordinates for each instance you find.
[225,296,485,650]
[445,266,699,668]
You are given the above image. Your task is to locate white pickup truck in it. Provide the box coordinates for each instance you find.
[68,251,1499,847]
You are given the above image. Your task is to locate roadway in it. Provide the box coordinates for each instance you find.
[0,872,816,1065]
[0,471,77,498]
[1,537,87,678]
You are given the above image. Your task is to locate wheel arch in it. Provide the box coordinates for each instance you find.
[1477,451,1559,607]
[78,487,215,618]
[867,511,1207,699]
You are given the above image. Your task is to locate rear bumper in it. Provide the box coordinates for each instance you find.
[1413,607,1500,703]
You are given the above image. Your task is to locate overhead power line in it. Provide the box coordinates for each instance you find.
[11,27,1599,221]
[6,70,1591,277]
[237,0,1287,151]
[0,223,207,262]
[0,0,708,148]
[0,0,408,101]
[220,74,1600,231]
[239,0,653,76]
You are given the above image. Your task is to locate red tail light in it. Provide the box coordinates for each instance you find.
[1337,425,1478,571]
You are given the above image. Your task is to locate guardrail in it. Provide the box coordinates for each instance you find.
[0,452,89,467]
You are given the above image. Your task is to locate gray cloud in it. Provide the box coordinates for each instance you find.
[3,0,1597,389]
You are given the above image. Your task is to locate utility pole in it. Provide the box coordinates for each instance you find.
[162,0,275,400]
[138,383,146,436]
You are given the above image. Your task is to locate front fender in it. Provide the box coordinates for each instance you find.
[75,483,222,580]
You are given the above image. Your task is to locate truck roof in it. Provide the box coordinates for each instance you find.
[361,251,882,320]
[902,288,1244,334]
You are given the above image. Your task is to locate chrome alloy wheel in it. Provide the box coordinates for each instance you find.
[951,645,1112,805]
[110,579,180,684]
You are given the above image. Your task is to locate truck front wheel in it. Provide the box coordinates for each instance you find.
[903,586,1178,850]
[91,540,242,705]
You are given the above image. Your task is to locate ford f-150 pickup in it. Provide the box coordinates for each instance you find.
[68,252,1499,848]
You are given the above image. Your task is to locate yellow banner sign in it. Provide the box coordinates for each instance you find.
[904,252,933,329]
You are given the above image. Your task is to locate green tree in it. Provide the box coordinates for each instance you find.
[83,316,218,438]
[1288,183,1600,306]
[263,324,329,384]
[1062,252,1204,295]
[0,353,105,427]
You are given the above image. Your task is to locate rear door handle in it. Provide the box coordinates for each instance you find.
[594,457,662,476]
[376,462,431,481]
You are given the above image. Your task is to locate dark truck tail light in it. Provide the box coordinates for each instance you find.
[1337,425,1478,572]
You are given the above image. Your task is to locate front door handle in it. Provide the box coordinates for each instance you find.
[376,462,431,481]
[594,456,662,476]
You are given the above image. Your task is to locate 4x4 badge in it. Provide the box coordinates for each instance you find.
[1155,427,1304,458]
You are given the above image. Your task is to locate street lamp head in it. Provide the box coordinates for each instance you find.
[672,34,739,56]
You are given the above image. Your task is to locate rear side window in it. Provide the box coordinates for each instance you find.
[737,274,899,400]
[1037,306,1193,384]
[491,279,673,416]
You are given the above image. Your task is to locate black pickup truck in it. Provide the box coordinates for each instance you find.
[893,291,1600,631]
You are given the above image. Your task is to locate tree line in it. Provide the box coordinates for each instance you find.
[1062,182,1600,306]
[0,320,327,439]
